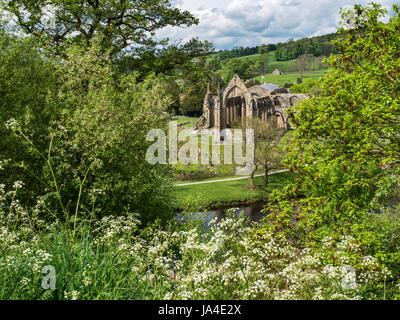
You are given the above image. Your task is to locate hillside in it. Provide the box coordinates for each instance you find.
[210,32,339,62]
[213,51,329,86]
[235,52,328,73]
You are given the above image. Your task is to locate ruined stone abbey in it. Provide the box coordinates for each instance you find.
[201,75,307,131]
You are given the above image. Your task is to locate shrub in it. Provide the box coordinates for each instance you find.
[5,41,175,224]
[290,78,321,94]
[0,189,396,300]
[266,3,400,238]
[0,33,59,207]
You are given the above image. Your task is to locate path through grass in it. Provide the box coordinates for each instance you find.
[174,171,295,208]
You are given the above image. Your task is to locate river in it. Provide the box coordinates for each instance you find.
[176,203,268,229]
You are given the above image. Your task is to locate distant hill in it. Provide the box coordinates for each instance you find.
[212,51,329,85]
[274,33,339,61]
[212,32,340,62]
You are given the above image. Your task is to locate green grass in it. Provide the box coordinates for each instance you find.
[174,171,295,207]
[174,168,279,185]
[173,116,198,124]
[213,51,329,84]
[238,52,328,72]
[255,69,328,86]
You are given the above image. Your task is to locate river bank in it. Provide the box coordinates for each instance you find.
[173,171,294,212]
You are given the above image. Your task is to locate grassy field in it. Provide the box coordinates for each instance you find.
[218,52,328,72]
[255,69,328,86]
[174,171,295,208]
[173,116,198,124]
[174,167,283,185]
[213,51,329,85]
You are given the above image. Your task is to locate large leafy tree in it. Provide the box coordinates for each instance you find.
[5,42,175,223]
[222,58,251,84]
[117,38,214,78]
[179,55,222,117]
[0,32,59,204]
[2,0,198,55]
[269,3,400,236]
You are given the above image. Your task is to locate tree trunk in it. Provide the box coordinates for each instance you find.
[250,165,258,189]
[264,166,269,185]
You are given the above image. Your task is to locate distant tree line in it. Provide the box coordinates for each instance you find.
[212,32,339,62]
[274,33,339,61]
[215,46,259,60]
[212,44,278,60]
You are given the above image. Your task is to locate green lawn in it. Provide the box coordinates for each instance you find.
[174,171,295,208]
[173,116,198,124]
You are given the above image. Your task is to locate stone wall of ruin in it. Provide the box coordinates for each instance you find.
[202,75,308,131]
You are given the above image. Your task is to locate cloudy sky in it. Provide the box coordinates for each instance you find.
[157,0,397,50]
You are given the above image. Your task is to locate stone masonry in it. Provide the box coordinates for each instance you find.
[202,75,307,131]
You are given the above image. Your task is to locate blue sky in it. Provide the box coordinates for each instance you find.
[157,0,398,50]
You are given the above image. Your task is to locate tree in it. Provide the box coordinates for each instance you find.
[271,3,400,234]
[0,9,5,30]
[223,58,251,84]
[5,41,176,223]
[290,79,322,95]
[0,32,59,205]
[232,118,286,189]
[296,54,313,80]
[250,55,269,76]
[274,33,338,61]
[180,85,204,117]
[206,55,221,72]
[177,55,222,116]
[160,79,181,115]
[3,0,198,55]
[116,38,214,79]
[255,124,286,185]
[258,44,269,55]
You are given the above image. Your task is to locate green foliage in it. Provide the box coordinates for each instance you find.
[232,118,286,187]
[180,86,205,117]
[0,33,59,206]
[179,57,222,116]
[3,0,198,55]
[249,55,269,77]
[218,46,259,60]
[206,55,222,72]
[351,211,400,278]
[222,58,251,84]
[275,32,339,61]
[116,38,214,80]
[283,82,294,89]
[1,193,396,300]
[258,44,269,55]
[290,78,322,95]
[265,3,400,238]
[52,43,175,222]
[4,40,176,224]
[160,79,181,115]
[215,45,278,61]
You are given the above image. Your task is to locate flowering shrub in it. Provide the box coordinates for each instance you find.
[0,181,397,300]
[3,40,175,225]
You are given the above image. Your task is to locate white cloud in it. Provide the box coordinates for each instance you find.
[157,0,398,50]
